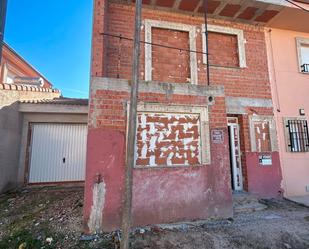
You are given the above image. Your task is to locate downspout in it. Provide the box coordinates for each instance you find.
[265,28,288,197]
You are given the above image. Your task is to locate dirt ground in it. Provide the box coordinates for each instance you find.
[1,188,309,249]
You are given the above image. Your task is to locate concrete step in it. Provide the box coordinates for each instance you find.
[233,192,267,214]
[234,202,267,213]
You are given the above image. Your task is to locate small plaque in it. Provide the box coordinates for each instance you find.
[212,130,224,144]
[259,154,272,166]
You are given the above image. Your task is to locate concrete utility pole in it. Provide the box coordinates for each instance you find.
[120,0,142,248]
[0,0,7,64]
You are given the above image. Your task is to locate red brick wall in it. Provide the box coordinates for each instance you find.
[253,121,271,152]
[208,32,239,68]
[136,113,201,166]
[92,2,271,100]
[84,80,233,232]
[85,0,281,233]
[152,28,190,83]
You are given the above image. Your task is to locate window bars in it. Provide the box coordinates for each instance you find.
[286,119,309,152]
[301,64,309,73]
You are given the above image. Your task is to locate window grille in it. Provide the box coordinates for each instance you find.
[301,64,309,73]
[286,120,309,152]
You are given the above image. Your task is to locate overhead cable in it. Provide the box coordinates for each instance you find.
[100,32,210,55]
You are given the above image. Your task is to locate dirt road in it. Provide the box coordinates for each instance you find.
[0,188,309,249]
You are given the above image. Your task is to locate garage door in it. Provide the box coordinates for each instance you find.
[28,123,87,183]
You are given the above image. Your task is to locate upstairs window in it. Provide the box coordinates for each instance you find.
[202,24,246,68]
[285,119,309,152]
[296,37,309,73]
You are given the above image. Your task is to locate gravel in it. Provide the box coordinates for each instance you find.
[1,188,309,249]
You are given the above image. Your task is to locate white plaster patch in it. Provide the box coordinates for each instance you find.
[141,144,148,159]
[141,114,147,129]
[167,152,174,166]
[88,180,106,234]
[149,156,157,166]
[149,136,158,151]
[133,104,211,167]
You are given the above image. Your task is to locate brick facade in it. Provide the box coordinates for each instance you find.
[84,0,283,233]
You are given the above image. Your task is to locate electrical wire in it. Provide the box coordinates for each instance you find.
[283,0,309,12]
[100,32,210,55]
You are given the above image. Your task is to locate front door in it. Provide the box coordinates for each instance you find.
[228,118,243,191]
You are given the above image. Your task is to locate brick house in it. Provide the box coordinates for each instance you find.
[84,0,294,233]
[0,43,52,87]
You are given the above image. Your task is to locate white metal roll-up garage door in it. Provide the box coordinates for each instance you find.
[28,123,87,183]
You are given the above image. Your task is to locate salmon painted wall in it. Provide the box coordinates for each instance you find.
[266,28,309,197]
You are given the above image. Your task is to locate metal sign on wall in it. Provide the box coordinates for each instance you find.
[211,129,224,144]
[259,154,272,166]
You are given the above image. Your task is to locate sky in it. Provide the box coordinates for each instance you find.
[5,0,93,98]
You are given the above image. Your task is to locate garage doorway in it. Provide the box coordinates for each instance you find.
[227,117,243,191]
[28,123,87,184]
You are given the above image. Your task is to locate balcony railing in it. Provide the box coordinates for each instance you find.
[301,64,309,73]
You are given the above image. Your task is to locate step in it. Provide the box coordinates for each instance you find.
[233,192,267,213]
[234,201,267,213]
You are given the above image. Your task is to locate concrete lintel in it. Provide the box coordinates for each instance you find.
[19,103,88,114]
[91,77,224,97]
[257,0,289,7]
[226,96,273,114]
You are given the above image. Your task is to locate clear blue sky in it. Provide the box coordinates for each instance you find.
[5,0,93,98]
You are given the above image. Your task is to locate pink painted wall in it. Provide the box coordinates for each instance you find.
[246,152,283,198]
[84,126,233,232]
[266,28,309,197]
[83,84,233,232]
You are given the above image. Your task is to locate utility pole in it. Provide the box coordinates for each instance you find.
[0,0,7,64]
[120,0,142,248]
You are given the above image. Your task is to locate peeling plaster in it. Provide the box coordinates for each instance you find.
[249,115,278,152]
[88,180,106,234]
[131,103,211,167]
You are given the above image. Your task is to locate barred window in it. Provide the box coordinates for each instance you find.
[286,120,309,152]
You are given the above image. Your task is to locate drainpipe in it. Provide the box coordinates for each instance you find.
[0,0,8,65]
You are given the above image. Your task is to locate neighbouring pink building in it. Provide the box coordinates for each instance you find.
[84,0,307,233]
[265,2,309,197]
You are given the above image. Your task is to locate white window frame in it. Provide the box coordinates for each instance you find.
[201,24,247,68]
[296,37,309,74]
[144,19,198,85]
[249,115,278,152]
[127,102,211,167]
